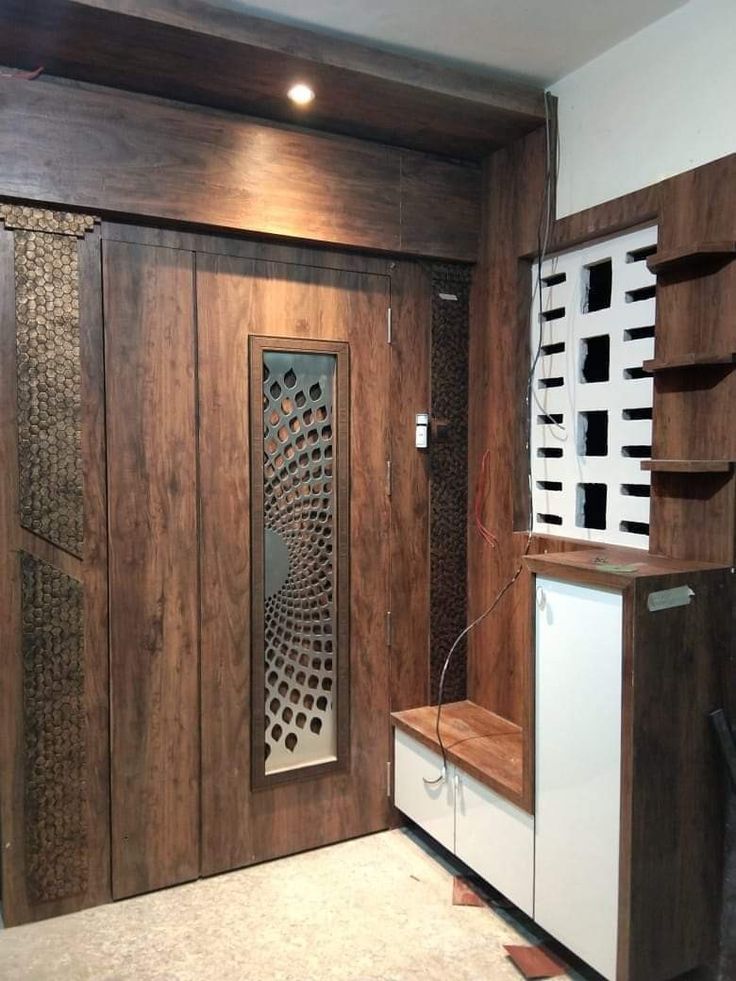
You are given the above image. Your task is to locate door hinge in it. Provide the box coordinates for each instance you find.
[385,610,392,648]
[387,306,393,344]
[386,761,392,797]
[385,459,392,498]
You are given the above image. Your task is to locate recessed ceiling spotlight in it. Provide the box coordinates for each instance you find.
[288,82,315,106]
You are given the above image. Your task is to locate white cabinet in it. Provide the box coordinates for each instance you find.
[394,727,455,852]
[455,769,534,916]
[393,728,534,913]
[534,577,623,981]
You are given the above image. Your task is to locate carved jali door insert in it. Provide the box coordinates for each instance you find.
[250,337,350,785]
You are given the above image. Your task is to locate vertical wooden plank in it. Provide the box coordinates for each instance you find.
[105,240,199,899]
[76,226,112,911]
[626,570,732,981]
[198,253,391,875]
[389,262,431,715]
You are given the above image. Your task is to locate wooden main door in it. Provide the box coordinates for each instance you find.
[196,254,391,874]
[105,238,398,896]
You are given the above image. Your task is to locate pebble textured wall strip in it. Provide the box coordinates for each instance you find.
[0,204,96,556]
[0,204,96,237]
[430,264,471,703]
[21,551,87,904]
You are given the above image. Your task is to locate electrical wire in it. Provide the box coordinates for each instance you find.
[472,449,498,550]
[424,90,558,787]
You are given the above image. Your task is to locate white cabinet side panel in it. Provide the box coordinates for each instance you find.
[534,578,623,981]
[394,729,455,852]
[456,772,534,916]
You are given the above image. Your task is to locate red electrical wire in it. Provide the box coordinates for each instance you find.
[472,449,498,549]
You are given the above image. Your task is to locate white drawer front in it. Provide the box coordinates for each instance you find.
[455,771,534,916]
[393,728,455,852]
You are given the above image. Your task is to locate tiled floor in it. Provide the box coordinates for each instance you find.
[0,828,595,980]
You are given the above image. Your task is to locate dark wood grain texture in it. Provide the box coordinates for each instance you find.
[0,0,545,159]
[0,73,479,261]
[388,262,431,716]
[644,352,736,371]
[468,132,736,976]
[528,551,731,981]
[101,221,434,765]
[104,241,200,899]
[0,223,110,926]
[642,460,734,474]
[623,569,733,981]
[648,155,736,562]
[525,546,723,588]
[391,701,525,807]
[647,241,736,275]
[197,252,392,875]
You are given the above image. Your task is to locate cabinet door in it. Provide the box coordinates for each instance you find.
[534,577,622,981]
[394,729,455,852]
[456,772,534,916]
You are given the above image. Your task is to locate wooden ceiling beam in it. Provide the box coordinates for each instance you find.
[0,0,547,158]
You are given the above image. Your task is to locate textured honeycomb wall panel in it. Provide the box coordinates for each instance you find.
[14,229,84,555]
[21,552,87,904]
[430,264,471,702]
[0,204,96,237]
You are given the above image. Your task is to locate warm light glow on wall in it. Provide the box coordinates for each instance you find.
[287,83,315,107]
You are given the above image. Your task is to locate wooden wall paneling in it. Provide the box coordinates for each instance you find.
[388,262,431,715]
[466,129,548,730]
[0,219,110,926]
[103,224,434,835]
[624,569,732,981]
[73,225,111,914]
[648,154,736,563]
[399,154,481,260]
[104,240,200,899]
[0,0,546,160]
[0,74,480,262]
[198,251,394,875]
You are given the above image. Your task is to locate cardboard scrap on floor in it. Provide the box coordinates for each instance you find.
[504,944,568,979]
[452,875,488,907]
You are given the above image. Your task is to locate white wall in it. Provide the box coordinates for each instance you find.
[550,0,736,218]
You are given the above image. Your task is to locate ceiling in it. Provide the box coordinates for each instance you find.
[216,0,690,85]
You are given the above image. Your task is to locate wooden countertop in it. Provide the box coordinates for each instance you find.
[391,700,525,809]
[525,546,728,590]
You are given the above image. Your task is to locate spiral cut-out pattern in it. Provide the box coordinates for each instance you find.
[261,352,337,773]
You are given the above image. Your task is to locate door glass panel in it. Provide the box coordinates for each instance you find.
[251,339,349,782]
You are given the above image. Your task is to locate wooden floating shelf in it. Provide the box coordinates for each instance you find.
[391,700,525,808]
[643,352,736,372]
[641,460,735,474]
[647,240,736,275]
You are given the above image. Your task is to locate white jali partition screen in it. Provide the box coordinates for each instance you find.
[530,225,657,547]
